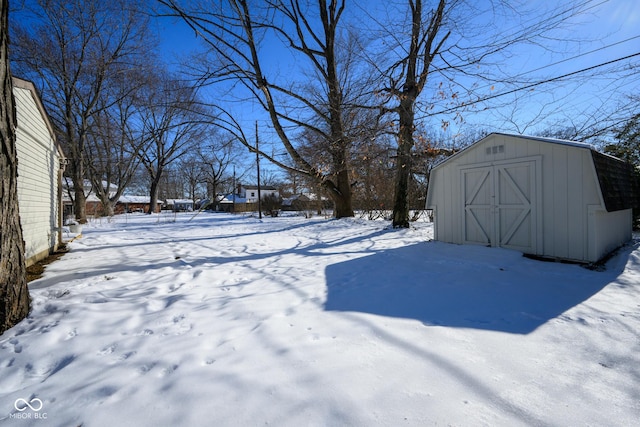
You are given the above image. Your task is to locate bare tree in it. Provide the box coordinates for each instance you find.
[10,0,152,223]
[178,153,205,206]
[409,126,472,217]
[1,0,30,334]
[159,0,381,218]
[157,166,186,201]
[85,75,147,217]
[136,74,208,213]
[349,130,394,217]
[382,0,448,227]
[368,0,599,227]
[198,132,242,205]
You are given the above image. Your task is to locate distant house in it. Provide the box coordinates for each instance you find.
[238,184,280,203]
[219,184,280,212]
[13,77,65,266]
[115,195,163,214]
[62,179,163,216]
[62,178,117,217]
[164,199,194,212]
[426,132,638,263]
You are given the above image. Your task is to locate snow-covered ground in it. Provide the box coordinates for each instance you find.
[1,212,639,426]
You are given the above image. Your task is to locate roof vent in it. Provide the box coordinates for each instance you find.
[486,145,504,155]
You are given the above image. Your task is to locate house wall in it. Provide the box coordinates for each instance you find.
[239,185,280,203]
[426,133,621,262]
[13,81,62,266]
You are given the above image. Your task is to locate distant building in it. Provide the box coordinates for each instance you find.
[218,183,280,212]
[116,195,163,214]
[237,184,280,203]
[62,178,117,217]
[164,199,194,212]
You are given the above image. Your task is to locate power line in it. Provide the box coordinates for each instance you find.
[482,34,640,88]
[420,51,640,119]
[434,35,640,102]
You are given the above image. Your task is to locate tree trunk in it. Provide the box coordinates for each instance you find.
[333,169,353,218]
[148,173,161,214]
[102,200,115,217]
[1,0,30,334]
[66,157,88,223]
[391,0,447,228]
[73,177,87,223]
[392,99,415,228]
[391,151,411,227]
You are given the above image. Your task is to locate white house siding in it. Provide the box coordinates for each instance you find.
[13,79,62,266]
[426,133,630,263]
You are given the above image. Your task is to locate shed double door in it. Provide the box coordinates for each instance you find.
[461,160,540,253]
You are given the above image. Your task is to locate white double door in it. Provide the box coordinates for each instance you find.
[461,159,540,253]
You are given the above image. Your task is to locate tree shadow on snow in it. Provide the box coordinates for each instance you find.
[324,241,632,334]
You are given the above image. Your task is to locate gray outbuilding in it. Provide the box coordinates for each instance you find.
[426,132,637,263]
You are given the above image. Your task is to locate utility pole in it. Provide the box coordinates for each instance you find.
[256,121,262,219]
[232,164,236,213]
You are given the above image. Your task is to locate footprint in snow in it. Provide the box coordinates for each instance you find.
[2,357,15,367]
[169,282,185,293]
[159,364,179,377]
[119,351,136,361]
[97,344,117,356]
[9,338,22,353]
[138,362,156,374]
[65,328,78,340]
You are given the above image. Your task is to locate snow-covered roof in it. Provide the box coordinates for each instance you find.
[219,194,246,204]
[118,195,163,204]
[62,194,163,204]
[165,199,194,205]
[62,193,103,203]
[63,177,118,192]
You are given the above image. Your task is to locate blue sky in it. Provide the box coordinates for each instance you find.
[150,0,640,184]
[156,0,638,149]
[12,0,639,145]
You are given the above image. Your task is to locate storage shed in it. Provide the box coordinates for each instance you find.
[13,77,65,266]
[426,132,637,263]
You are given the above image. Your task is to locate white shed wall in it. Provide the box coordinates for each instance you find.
[426,134,624,263]
[14,84,61,266]
[588,207,632,262]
